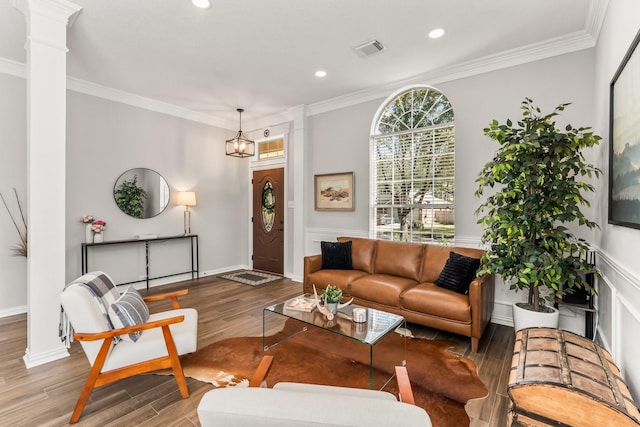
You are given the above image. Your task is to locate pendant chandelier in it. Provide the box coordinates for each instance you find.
[225,108,255,158]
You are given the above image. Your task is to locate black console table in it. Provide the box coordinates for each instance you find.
[555,250,597,340]
[81,235,199,289]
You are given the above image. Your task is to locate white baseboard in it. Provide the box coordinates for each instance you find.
[491,315,514,327]
[23,345,69,369]
[198,265,249,278]
[125,265,252,291]
[0,305,27,318]
[288,273,303,283]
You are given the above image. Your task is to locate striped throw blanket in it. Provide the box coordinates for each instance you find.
[59,271,121,347]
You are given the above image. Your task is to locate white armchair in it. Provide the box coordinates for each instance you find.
[198,356,432,426]
[60,271,198,424]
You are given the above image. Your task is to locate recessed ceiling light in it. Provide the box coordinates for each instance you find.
[315,70,327,78]
[192,0,211,9]
[429,28,445,39]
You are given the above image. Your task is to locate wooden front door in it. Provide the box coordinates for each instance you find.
[252,168,284,274]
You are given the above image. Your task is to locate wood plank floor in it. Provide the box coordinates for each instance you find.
[0,275,514,426]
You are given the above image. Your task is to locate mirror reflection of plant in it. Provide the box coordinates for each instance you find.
[114,176,147,218]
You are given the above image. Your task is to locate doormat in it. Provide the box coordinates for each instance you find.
[219,270,282,286]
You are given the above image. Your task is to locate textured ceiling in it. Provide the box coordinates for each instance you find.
[0,0,599,124]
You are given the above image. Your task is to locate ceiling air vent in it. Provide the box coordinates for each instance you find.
[353,39,385,58]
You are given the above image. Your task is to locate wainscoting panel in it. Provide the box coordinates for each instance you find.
[618,295,640,400]
[596,273,614,355]
[304,228,368,256]
[597,250,640,401]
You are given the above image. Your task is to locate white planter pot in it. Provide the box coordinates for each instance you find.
[327,303,338,315]
[512,302,559,332]
[85,224,94,243]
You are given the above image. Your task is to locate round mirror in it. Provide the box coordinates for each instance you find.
[114,168,170,218]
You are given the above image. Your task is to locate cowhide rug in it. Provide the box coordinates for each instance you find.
[160,322,487,427]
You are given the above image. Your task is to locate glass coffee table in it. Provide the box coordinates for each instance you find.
[263,295,406,390]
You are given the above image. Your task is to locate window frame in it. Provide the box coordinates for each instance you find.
[369,85,455,243]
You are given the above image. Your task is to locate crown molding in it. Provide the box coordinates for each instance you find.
[12,0,82,27]
[585,0,609,42]
[0,25,596,128]
[66,76,235,129]
[306,0,608,117]
[1,0,609,126]
[0,57,235,129]
[306,30,597,117]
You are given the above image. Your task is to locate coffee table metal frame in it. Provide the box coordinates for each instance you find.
[263,295,406,390]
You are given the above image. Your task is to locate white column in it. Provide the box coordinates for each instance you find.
[13,0,82,368]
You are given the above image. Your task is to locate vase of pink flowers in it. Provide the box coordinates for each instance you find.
[91,219,107,243]
[82,215,94,243]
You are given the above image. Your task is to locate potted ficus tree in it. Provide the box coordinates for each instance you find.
[475,98,600,331]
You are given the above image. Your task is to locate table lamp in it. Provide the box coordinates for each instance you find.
[176,191,196,235]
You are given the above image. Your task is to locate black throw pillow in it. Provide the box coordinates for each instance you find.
[321,241,353,270]
[434,251,481,295]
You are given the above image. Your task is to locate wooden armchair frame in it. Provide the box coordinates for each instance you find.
[69,289,190,424]
[248,355,417,404]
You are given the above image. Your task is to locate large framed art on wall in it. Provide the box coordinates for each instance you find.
[609,28,640,229]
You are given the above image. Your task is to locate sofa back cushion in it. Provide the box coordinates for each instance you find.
[373,240,425,281]
[420,245,485,283]
[337,237,377,273]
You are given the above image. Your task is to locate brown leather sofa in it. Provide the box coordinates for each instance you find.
[303,237,494,352]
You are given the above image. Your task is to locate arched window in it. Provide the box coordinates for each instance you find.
[371,86,455,242]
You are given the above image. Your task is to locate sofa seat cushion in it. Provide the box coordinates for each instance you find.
[306,269,368,293]
[102,307,198,372]
[350,274,418,307]
[401,283,471,323]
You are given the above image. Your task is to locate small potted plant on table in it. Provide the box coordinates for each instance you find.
[321,285,343,315]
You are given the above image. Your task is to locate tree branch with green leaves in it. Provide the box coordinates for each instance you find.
[475,98,601,311]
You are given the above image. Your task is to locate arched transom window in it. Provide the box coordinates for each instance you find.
[371,86,455,242]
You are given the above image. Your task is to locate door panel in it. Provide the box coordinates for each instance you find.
[252,168,284,274]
